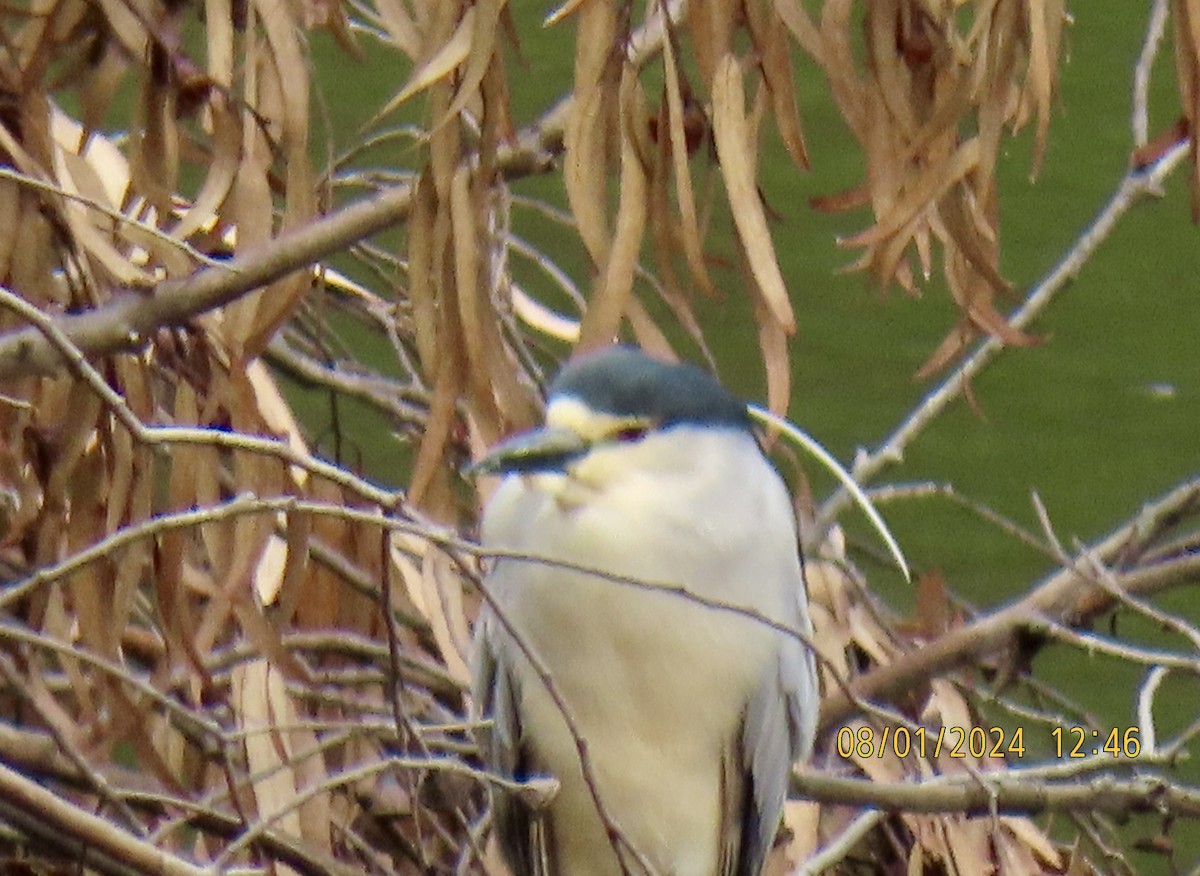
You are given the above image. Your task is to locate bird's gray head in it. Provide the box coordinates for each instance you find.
[471,346,752,477]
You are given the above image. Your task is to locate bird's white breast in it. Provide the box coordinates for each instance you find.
[480,427,805,876]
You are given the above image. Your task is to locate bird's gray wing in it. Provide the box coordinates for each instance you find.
[471,616,553,876]
[736,598,819,876]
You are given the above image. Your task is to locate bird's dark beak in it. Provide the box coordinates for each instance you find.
[467,426,590,477]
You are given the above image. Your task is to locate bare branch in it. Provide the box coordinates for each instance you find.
[793,767,1200,818]
[0,760,211,876]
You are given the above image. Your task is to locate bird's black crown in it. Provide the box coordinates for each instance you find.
[549,346,751,429]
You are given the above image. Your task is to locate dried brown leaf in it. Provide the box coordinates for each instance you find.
[662,29,720,299]
[844,138,982,283]
[40,592,101,739]
[773,0,823,61]
[104,419,134,542]
[66,460,113,660]
[172,100,239,242]
[913,568,953,638]
[450,163,505,439]
[158,384,205,668]
[712,54,796,333]
[578,69,649,351]
[409,171,440,374]
[236,0,314,354]
[0,179,19,283]
[963,294,1040,348]
[746,265,791,418]
[689,0,734,85]
[479,39,518,154]
[810,182,870,213]
[943,817,992,875]
[425,549,472,684]
[818,0,866,138]
[1001,817,1064,870]
[246,358,311,486]
[211,184,265,336]
[563,87,611,266]
[131,53,180,217]
[563,0,617,265]
[511,286,580,341]
[436,0,502,131]
[44,382,101,504]
[915,318,974,380]
[235,585,314,683]
[371,0,422,58]
[409,344,463,510]
[387,6,476,111]
[755,3,809,168]
[23,647,96,755]
[193,440,228,596]
[865,0,918,138]
[205,0,236,87]
[479,288,539,434]
[93,0,149,58]
[1025,0,1054,174]
[543,0,590,27]
[234,660,306,837]
[291,742,334,851]
[625,296,676,361]
[79,49,130,134]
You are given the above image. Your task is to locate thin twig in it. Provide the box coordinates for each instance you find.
[0,760,210,876]
[792,764,1196,817]
[1133,0,1171,148]
[796,810,884,875]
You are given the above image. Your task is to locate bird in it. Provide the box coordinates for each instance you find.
[470,345,819,876]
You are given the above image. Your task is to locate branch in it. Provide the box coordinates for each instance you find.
[0,760,210,876]
[819,476,1200,728]
[0,182,415,378]
[0,726,386,876]
[792,767,1200,818]
[1132,0,1171,149]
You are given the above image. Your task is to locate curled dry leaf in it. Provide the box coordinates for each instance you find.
[748,0,809,169]
[387,6,477,111]
[450,164,495,423]
[661,28,721,299]
[712,53,797,334]
[577,69,649,351]
[563,0,619,267]
[435,0,503,131]
[234,661,309,848]
[799,0,1067,366]
[543,0,590,28]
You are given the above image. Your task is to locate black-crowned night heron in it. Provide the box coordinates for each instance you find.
[471,346,819,876]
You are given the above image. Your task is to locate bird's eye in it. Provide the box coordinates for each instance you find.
[614,425,649,443]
